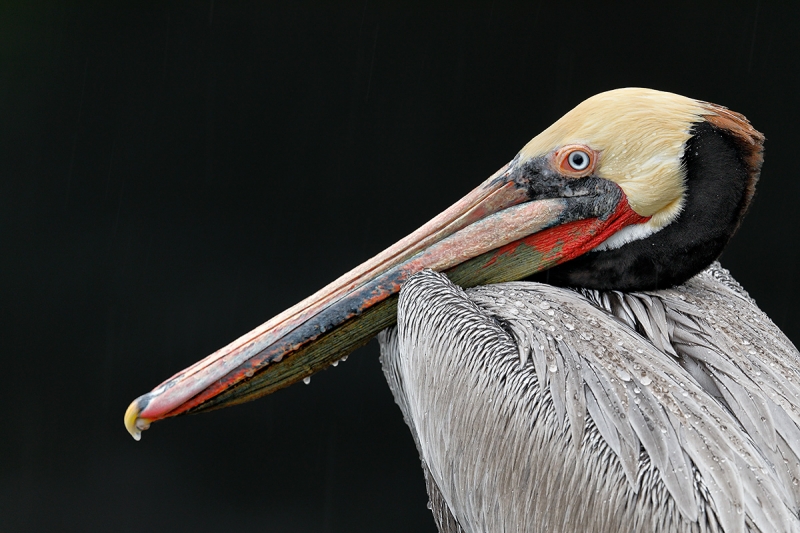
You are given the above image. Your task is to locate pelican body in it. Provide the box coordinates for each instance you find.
[124,89,799,532]
[381,265,800,532]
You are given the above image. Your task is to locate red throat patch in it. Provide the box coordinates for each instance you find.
[483,199,650,271]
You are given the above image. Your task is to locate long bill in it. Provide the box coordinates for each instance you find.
[125,162,647,440]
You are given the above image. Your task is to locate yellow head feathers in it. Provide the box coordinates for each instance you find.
[519,88,709,227]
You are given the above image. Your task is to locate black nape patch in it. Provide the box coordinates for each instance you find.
[527,121,752,291]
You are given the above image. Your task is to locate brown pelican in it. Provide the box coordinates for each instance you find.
[124,88,800,532]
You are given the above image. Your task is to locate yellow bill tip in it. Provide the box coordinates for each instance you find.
[124,400,151,441]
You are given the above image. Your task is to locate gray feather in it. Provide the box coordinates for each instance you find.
[379,263,800,532]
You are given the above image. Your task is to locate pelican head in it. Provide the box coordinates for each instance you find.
[124,88,763,439]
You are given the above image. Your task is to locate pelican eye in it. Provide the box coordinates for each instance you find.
[568,150,590,171]
[553,144,598,177]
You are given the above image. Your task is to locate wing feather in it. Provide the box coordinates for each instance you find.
[379,264,800,532]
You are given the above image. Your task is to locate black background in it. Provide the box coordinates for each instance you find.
[3,1,800,532]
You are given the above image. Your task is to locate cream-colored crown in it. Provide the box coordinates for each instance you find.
[520,88,708,229]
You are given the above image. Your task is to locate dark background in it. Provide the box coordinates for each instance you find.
[3,1,799,532]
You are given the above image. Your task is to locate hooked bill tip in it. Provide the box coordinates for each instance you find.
[124,399,151,441]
